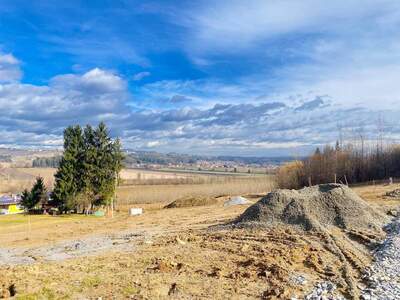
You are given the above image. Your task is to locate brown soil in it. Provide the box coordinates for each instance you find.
[164,195,217,208]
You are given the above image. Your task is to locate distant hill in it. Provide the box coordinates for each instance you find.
[0,147,297,168]
[124,150,296,167]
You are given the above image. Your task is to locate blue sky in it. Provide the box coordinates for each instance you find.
[0,0,400,156]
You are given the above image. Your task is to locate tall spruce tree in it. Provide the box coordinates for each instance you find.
[91,122,124,206]
[52,126,83,211]
[80,124,97,209]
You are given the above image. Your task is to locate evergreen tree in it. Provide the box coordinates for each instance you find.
[52,126,83,211]
[30,177,47,207]
[80,124,97,208]
[20,189,33,210]
[21,177,47,210]
[91,122,124,206]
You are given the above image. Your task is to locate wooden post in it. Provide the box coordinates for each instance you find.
[111,198,114,218]
[28,214,31,238]
[344,175,348,186]
[111,171,118,218]
[308,177,312,187]
[334,173,337,184]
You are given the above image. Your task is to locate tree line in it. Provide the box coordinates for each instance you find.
[32,156,62,168]
[277,141,400,189]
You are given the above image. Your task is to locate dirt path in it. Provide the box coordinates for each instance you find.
[0,229,153,266]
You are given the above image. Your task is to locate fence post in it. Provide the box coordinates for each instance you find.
[308,177,312,187]
[334,173,337,184]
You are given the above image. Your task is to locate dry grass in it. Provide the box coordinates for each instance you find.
[0,167,55,193]
[119,169,188,180]
[116,175,275,206]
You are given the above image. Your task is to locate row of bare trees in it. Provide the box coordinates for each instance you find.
[277,141,400,189]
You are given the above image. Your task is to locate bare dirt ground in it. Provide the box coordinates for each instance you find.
[0,184,398,299]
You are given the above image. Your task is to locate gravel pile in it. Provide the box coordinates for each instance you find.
[304,282,345,300]
[164,196,215,208]
[361,216,400,300]
[236,184,386,232]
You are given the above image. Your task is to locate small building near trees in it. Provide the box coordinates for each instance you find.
[0,194,23,215]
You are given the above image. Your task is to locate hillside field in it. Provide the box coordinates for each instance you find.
[0,183,398,298]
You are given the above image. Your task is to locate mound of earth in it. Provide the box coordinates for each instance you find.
[164,196,215,209]
[236,184,387,231]
[224,196,251,207]
[385,189,400,198]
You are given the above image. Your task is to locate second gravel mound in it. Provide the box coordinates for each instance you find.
[236,184,386,231]
[164,196,215,209]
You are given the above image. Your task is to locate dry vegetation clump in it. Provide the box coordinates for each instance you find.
[236,184,386,232]
[164,195,216,208]
[276,160,305,189]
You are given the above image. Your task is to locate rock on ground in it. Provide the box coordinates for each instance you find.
[304,282,345,300]
[223,196,251,207]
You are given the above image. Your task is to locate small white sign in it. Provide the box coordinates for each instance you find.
[129,208,143,216]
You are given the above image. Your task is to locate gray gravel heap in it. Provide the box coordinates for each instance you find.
[361,216,400,300]
[236,184,386,231]
[304,282,345,300]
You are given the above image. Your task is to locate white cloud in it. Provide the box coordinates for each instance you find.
[132,71,151,81]
[0,53,22,82]
[181,0,400,54]
[146,140,162,148]
[50,68,126,94]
